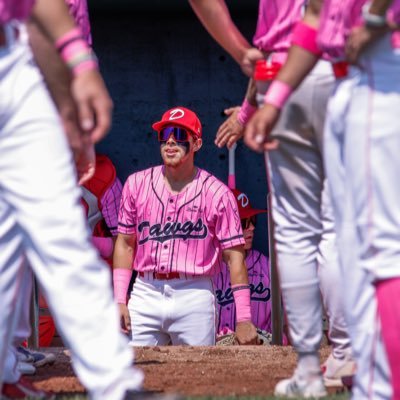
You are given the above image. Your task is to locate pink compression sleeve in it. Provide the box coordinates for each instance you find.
[264,80,293,109]
[92,236,113,258]
[113,268,133,304]
[291,21,322,56]
[232,284,251,323]
[237,98,257,126]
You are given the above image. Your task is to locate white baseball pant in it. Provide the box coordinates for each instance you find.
[0,23,143,400]
[324,33,400,400]
[128,274,216,345]
[256,60,351,362]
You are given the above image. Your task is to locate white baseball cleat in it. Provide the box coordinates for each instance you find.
[17,346,56,368]
[17,361,36,375]
[274,374,327,398]
[321,353,356,387]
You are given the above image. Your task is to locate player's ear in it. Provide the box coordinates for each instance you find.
[193,137,202,152]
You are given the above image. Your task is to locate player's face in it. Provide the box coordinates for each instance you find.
[241,216,256,250]
[159,126,202,168]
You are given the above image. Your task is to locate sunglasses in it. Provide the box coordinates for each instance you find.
[241,216,257,230]
[158,126,195,143]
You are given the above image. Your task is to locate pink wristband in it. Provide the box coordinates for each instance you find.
[113,268,133,304]
[264,80,293,109]
[237,98,257,126]
[92,236,113,258]
[55,27,98,77]
[232,284,251,323]
[292,21,322,56]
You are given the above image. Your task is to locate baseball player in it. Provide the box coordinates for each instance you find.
[33,153,123,350]
[0,1,145,398]
[82,153,123,262]
[190,0,353,394]
[244,0,400,398]
[113,106,259,346]
[214,189,271,334]
[10,0,105,368]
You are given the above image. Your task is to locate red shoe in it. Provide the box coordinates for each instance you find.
[2,376,55,399]
[341,374,354,391]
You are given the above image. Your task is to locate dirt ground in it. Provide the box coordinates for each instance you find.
[31,345,343,397]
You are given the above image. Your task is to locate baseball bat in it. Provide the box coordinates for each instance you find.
[228,143,237,189]
[267,192,283,345]
[28,274,40,349]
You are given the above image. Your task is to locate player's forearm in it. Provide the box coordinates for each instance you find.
[223,247,252,324]
[27,21,73,113]
[189,0,251,65]
[244,78,257,106]
[30,0,76,43]
[274,47,319,92]
[272,1,322,92]
[113,235,135,304]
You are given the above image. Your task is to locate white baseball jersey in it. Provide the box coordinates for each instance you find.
[118,165,245,275]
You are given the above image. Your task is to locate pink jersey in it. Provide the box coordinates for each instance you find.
[118,165,245,276]
[101,178,122,236]
[0,0,34,23]
[214,249,271,333]
[318,0,400,60]
[253,0,305,62]
[65,0,92,45]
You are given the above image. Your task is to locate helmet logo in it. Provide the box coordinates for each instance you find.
[237,193,249,208]
[169,108,185,121]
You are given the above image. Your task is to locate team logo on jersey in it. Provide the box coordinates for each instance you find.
[138,218,208,244]
[215,282,271,306]
[168,108,185,121]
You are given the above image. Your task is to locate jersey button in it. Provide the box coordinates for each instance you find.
[167,217,172,221]
[160,266,165,270]
[164,245,168,249]
[169,199,174,203]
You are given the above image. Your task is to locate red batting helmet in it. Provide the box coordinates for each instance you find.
[152,107,202,138]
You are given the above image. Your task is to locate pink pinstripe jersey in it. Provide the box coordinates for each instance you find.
[101,178,122,236]
[318,0,400,60]
[253,0,305,63]
[118,165,245,276]
[0,0,34,23]
[65,0,92,45]
[214,249,271,333]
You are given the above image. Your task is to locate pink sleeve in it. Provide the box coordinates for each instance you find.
[100,177,123,236]
[118,177,137,235]
[65,0,92,45]
[215,190,245,250]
